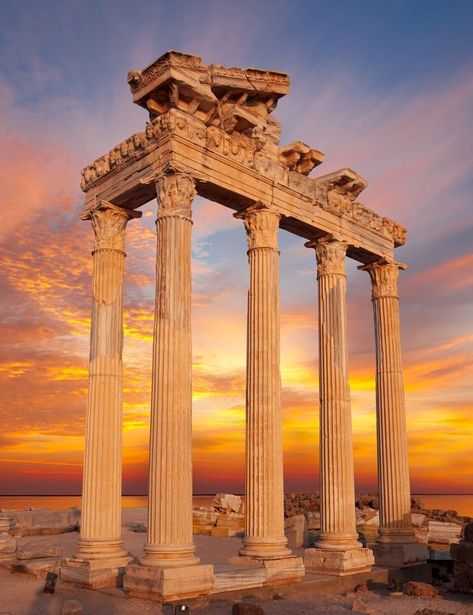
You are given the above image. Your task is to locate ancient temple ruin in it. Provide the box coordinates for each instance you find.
[62,51,426,600]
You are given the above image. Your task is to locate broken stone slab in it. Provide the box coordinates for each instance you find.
[8,507,80,536]
[17,540,63,560]
[212,494,242,513]
[12,557,62,579]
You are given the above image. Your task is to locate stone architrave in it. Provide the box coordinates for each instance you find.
[359,259,427,567]
[62,201,141,589]
[124,173,213,600]
[235,203,291,560]
[304,237,374,575]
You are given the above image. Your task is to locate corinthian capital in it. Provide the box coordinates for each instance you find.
[306,236,347,277]
[359,259,407,300]
[234,202,280,250]
[156,173,196,219]
[81,201,142,252]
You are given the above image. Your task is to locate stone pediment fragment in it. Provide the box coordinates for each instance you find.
[279,141,325,175]
[316,168,368,201]
[128,50,218,124]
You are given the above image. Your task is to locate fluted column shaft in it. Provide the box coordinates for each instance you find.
[361,260,415,544]
[310,238,359,551]
[78,201,141,560]
[142,173,199,568]
[236,202,290,559]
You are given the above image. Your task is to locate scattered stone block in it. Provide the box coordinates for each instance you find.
[212,494,242,513]
[402,581,439,598]
[428,521,461,545]
[413,610,453,615]
[412,513,426,527]
[62,600,83,615]
[284,514,307,549]
[215,512,245,536]
[17,540,63,560]
[0,534,16,555]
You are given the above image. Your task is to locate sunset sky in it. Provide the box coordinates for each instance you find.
[0,0,472,496]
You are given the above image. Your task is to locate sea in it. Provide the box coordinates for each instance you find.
[0,494,473,516]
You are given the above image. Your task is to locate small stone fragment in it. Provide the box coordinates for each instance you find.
[352,596,376,614]
[354,583,368,593]
[61,600,83,615]
[232,603,265,615]
[413,609,454,615]
[402,581,440,598]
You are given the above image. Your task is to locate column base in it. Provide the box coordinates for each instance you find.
[141,543,200,568]
[304,547,374,576]
[61,554,133,589]
[377,527,417,544]
[372,543,428,568]
[239,536,292,560]
[124,563,214,601]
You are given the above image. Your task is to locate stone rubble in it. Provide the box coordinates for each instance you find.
[402,581,440,598]
[283,493,469,548]
[452,521,473,593]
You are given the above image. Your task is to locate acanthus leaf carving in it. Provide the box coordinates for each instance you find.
[305,236,347,277]
[156,173,196,219]
[235,202,280,251]
[359,259,407,300]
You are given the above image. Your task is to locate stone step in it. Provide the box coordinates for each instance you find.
[212,567,266,592]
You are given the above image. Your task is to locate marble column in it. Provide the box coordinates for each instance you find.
[360,259,426,567]
[235,202,291,560]
[304,236,373,575]
[62,201,141,589]
[124,173,213,600]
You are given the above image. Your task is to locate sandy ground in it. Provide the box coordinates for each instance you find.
[0,508,472,614]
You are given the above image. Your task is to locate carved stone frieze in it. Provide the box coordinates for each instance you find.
[235,202,280,251]
[81,201,142,253]
[156,173,196,218]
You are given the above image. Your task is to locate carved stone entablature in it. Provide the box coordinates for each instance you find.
[234,202,280,251]
[315,169,407,247]
[81,109,406,248]
[316,168,368,201]
[81,130,152,191]
[279,141,325,175]
[126,50,290,152]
